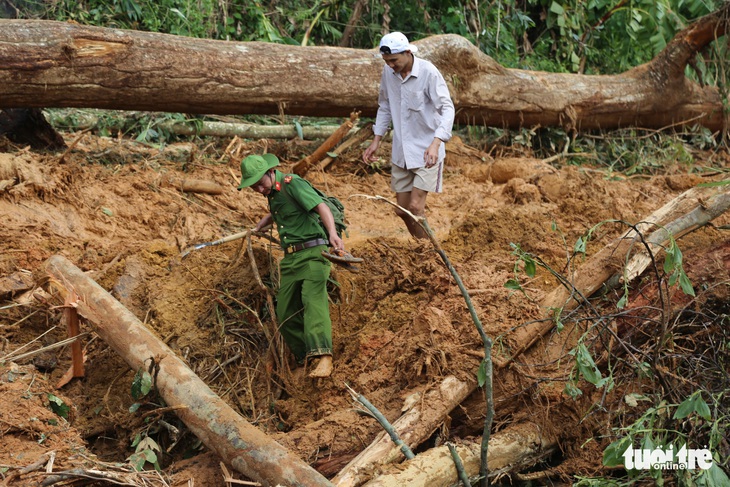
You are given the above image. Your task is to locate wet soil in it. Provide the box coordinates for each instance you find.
[1,131,728,486]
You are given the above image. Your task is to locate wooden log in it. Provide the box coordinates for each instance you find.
[44,254,333,487]
[0,9,728,132]
[363,422,557,487]
[333,376,473,487]
[292,112,359,176]
[162,120,355,140]
[312,123,374,174]
[160,175,224,195]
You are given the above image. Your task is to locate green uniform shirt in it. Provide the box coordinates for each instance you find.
[267,170,326,248]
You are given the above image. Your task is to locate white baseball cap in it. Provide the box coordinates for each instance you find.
[379,32,418,54]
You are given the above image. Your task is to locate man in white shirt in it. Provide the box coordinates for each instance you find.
[363,32,455,239]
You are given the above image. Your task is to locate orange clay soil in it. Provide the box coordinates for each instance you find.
[1,132,728,485]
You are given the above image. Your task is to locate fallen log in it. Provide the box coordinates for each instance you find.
[0,7,728,132]
[311,123,374,175]
[159,175,224,195]
[45,111,353,140]
[363,422,557,487]
[44,254,333,487]
[162,120,355,140]
[333,375,474,487]
[292,111,359,176]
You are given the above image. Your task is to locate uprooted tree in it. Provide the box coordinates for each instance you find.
[0,1,728,134]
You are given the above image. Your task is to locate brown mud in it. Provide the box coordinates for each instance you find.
[1,131,728,486]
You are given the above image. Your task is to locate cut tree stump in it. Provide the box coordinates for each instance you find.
[0,5,728,132]
[44,254,333,487]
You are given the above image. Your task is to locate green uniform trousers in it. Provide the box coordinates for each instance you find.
[276,244,332,362]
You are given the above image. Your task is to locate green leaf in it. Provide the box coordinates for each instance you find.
[131,369,153,400]
[550,2,565,15]
[603,436,631,467]
[137,436,161,452]
[694,394,712,420]
[663,249,675,273]
[127,451,146,471]
[504,279,522,290]
[101,207,113,217]
[47,393,70,419]
[524,258,536,277]
[294,121,303,139]
[564,381,582,399]
[698,180,730,187]
[679,272,695,297]
[142,449,158,464]
[477,360,487,387]
[574,343,603,385]
[326,152,338,158]
[700,463,730,486]
[674,393,697,419]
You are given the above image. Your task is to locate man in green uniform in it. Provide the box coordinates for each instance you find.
[238,153,344,378]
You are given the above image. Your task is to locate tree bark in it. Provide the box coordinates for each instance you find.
[0,5,727,132]
[44,254,333,487]
[363,422,557,487]
[292,111,358,175]
[333,376,474,487]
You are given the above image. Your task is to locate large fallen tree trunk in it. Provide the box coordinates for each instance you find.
[44,254,333,487]
[0,4,727,132]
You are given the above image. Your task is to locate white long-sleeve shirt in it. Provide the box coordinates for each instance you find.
[373,56,455,169]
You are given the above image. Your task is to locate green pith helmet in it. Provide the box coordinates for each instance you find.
[237,153,279,190]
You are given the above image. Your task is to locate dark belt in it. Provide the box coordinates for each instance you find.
[284,238,328,255]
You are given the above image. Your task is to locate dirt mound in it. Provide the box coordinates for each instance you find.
[1,132,728,485]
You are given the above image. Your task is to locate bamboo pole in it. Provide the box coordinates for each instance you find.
[44,254,333,487]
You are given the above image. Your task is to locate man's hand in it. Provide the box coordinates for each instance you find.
[424,138,442,168]
[363,136,382,164]
[329,233,345,252]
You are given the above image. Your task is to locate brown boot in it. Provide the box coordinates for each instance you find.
[308,355,333,378]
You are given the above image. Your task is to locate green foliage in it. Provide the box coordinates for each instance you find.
[571,129,707,176]
[44,0,219,38]
[664,237,695,297]
[47,393,70,419]
[131,368,153,400]
[128,432,161,471]
[600,390,729,486]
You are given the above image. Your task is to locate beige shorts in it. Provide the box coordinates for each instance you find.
[391,162,444,194]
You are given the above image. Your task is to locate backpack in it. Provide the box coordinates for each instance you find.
[282,176,348,239]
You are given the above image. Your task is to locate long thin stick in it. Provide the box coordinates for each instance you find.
[180,226,278,259]
[345,383,415,460]
[354,194,495,486]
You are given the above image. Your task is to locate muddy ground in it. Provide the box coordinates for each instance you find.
[1,127,729,486]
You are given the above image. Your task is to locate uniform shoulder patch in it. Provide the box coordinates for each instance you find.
[284,175,293,184]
